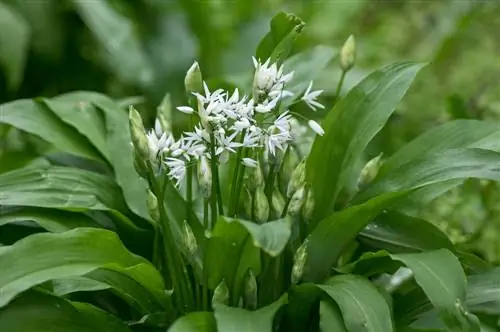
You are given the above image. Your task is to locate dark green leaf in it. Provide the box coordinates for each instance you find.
[0,2,29,90]
[0,291,132,332]
[319,300,348,332]
[256,12,304,63]
[168,312,216,332]
[466,267,500,315]
[307,62,425,221]
[319,275,393,332]
[213,295,287,332]
[0,228,165,308]
[0,99,103,161]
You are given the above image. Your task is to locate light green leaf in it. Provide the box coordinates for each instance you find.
[0,2,30,90]
[73,0,153,87]
[320,300,348,332]
[356,148,500,202]
[51,276,110,295]
[0,208,102,232]
[358,211,454,253]
[213,295,287,332]
[319,275,393,332]
[0,228,165,309]
[256,12,304,63]
[306,62,425,221]
[466,267,500,315]
[168,312,216,332]
[0,99,103,162]
[0,291,132,332]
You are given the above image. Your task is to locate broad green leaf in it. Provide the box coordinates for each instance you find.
[0,208,101,232]
[466,267,500,315]
[0,99,103,161]
[379,120,500,177]
[280,283,323,332]
[0,291,132,332]
[335,251,398,277]
[392,250,479,332]
[256,12,304,63]
[73,0,153,87]
[0,2,29,90]
[320,301,348,332]
[168,312,216,332]
[41,98,110,161]
[0,228,165,308]
[319,275,393,332]
[307,62,425,221]
[356,148,500,202]
[303,191,408,282]
[51,276,110,295]
[358,211,454,253]
[213,295,287,332]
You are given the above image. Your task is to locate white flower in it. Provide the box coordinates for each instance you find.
[242,157,258,168]
[242,126,262,148]
[308,120,325,136]
[301,81,325,111]
[253,57,294,98]
[154,118,162,137]
[232,118,251,132]
[255,96,280,113]
[176,106,195,114]
[164,157,186,187]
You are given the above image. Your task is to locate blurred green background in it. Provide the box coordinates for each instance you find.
[1,0,499,261]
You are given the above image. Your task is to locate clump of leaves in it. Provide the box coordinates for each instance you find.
[1,13,500,332]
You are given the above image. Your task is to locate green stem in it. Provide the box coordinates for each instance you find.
[186,165,193,225]
[233,148,249,217]
[228,131,246,215]
[264,163,278,204]
[334,70,347,102]
[203,198,209,230]
[209,132,219,226]
[281,196,291,218]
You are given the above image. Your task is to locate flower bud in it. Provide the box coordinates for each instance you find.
[182,220,198,256]
[156,93,172,133]
[291,239,308,285]
[132,146,149,179]
[244,161,263,193]
[185,61,203,94]
[243,270,258,310]
[287,186,306,217]
[212,280,229,306]
[280,148,299,189]
[340,35,356,72]
[287,159,306,198]
[302,188,315,222]
[242,187,253,218]
[308,120,325,136]
[147,189,160,222]
[357,153,383,190]
[197,156,212,198]
[128,106,149,161]
[271,189,286,217]
[254,187,269,223]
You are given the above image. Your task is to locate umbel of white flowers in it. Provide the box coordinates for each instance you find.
[134,57,325,188]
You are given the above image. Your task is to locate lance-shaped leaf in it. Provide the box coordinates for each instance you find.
[168,312,216,332]
[466,267,500,315]
[0,291,132,332]
[306,62,425,221]
[0,228,166,309]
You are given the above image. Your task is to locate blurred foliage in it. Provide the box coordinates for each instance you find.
[1,0,499,262]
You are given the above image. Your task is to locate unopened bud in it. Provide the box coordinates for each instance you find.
[132,146,148,179]
[244,162,263,193]
[357,153,383,190]
[280,148,299,189]
[147,189,160,222]
[156,93,172,133]
[184,61,203,94]
[302,188,315,221]
[254,187,269,223]
[291,239,308,284]
[243,270,258,310]
[129,106,149,161]
[212,280,229,305]
[271,190,286,217]
[287,159,306,198]
[242,187,253,218]
[182,220,198,256]
[288,186,306,217]
[197,156,212,198]
[340,35,356,72]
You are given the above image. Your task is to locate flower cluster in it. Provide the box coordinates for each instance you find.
[149,57,325,188]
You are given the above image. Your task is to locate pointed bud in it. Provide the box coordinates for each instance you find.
[182,220,198,256]
[288,186,306,217]
[128,106,149,161]
[254,187,269,223]
[271,189,286,217]
[157,93,172,133]
[212,280,229,306]
[340,35,356,72]
[197,156,212,198]
[132,146,148,179]
[147,189,160,222]
[184,61,203,94]
[302,188,315,222]
[280,148,299,189]
[357,153,383,190]
[242,187,253,219]
[308,120,325,136]
[291,239,308,285]
[287,159,306,198]
[244,161,263,193]
[243,270,258,310]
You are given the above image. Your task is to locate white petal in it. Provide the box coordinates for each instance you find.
[154,118,162,136]
[242,157,258,168]
[176,106,194,114]
[252,56,259,68]
[308,120,325,136]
